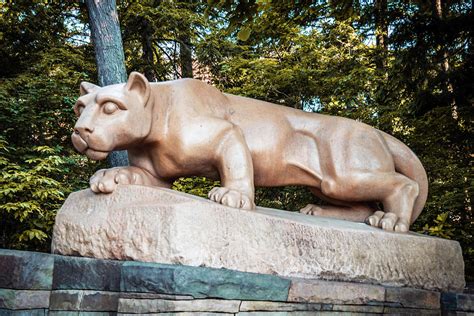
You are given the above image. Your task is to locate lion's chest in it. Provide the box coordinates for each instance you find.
[134,143,219,180]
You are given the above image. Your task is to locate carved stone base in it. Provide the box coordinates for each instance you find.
[51,185,465,292]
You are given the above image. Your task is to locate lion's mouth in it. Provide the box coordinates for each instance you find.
[84,148,109,160]
[71,133,110,161]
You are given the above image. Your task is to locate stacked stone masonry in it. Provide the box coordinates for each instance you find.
[0,249,472,315]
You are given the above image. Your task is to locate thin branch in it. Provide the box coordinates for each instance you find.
[155,43,181,78]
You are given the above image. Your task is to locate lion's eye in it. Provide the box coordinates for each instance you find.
[103,102,118,114]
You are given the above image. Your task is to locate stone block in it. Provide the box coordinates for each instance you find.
[119,313,233,316]
[51,186,465,292]
[120,292,193,300]
[49,290,80,311]
[237,313,329,315]
[118,298,240,313]
[240,301,321,311]
[287,279,385,304]
[0,309,47,316]
[441,292,474,312]
[49,290,119,312]
[121,261,290,301]
[49,312,116,316]
[0,249,53,290]
[382,307,441,315]
[460,294,474,311]
[331,304,384,313]
[52,255,122,291]
[386,287,440,309]
[0,289,50,309]
[320,304,333,311]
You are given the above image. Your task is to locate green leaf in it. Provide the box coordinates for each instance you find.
[237,27,251,41]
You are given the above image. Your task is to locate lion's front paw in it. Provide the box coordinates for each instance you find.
[208,187,255,210]
[89,167,139,193]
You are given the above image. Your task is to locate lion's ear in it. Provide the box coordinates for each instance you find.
[80,82,99,96]
[125,72,150,104]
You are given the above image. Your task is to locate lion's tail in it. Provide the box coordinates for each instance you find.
[382,132,428,224]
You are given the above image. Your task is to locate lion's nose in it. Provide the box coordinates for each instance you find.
[74,126,94,135]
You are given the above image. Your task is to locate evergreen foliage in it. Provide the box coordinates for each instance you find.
[0,2,101,250]
[0,0,472,280]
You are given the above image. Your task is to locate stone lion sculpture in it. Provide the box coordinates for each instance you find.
[72,72,428,232]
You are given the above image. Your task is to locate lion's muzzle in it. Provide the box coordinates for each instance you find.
[71,133,109,160]
[71,132,88,153]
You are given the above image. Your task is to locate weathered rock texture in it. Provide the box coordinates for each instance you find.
[51,185,465,292]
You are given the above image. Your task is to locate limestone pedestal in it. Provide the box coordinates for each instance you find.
[51,185,465,292]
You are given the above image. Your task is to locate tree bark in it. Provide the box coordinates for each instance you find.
[179,35,193,78]
[434,0,449,74]
[374,0,388,70]
[85,0,129,166]
[433,0,457,119]
[142,19,157,82]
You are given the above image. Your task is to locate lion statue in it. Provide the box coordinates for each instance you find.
[72,72,428,233]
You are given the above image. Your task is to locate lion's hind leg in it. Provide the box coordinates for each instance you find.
[364,175,419,232]
[300,188,377,222]
[317,172,419,232]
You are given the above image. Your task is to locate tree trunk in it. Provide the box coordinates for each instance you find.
[433,0,457,119]
[142,19,157,82]
[434,0,449,75]
[374,0,388,70]
[85,0,129,166]
[179,35,193,78]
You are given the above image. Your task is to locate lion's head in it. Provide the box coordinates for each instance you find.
[71,72,153,160]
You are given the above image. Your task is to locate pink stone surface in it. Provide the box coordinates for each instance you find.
[51,185,465,292]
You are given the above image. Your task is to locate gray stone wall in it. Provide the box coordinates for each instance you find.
[0,249,472,315]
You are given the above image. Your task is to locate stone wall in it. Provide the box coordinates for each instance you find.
[1,249,472,315]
